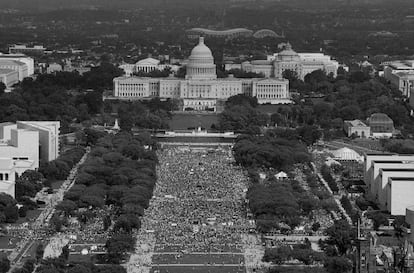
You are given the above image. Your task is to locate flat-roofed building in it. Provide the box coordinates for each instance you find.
[0,59,29,81]
[344,119,371,138]
[384,60,414,97]
[16,121,60,162]
[0,53,35,76]
[377,169,414,210]
[0,127,39,175]
[9,45,45,55]
[0,121,60,178]
[0,68,19,88]
[364,154,414,186]
[387,177,414,215]
[0,158,16,198]
[369,162,414,197]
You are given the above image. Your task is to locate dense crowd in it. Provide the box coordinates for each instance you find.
[145,147,252,253]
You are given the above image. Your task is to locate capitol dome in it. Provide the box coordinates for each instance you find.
[186,37,217,80]
[190,37,214,59]
[276,42,300,62]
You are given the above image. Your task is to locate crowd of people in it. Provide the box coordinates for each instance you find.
[149,147,252,253]
[6,148,90,264]
[126,146,258,273]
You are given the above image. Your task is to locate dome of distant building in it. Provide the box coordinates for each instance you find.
[369,113,394,124]
[276,42,300,61]
[186,37,217,80]
[368,113,394,137]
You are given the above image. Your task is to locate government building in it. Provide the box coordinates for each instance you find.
[226,43,339,80]
[112,37,290,111]
[0,121,60,198]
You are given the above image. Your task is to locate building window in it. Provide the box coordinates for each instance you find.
[0,174,2,180]
[5,174,8,180]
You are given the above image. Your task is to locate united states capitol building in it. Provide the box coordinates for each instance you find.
[112,37,290,111]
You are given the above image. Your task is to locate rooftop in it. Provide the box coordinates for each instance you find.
[345,119,368,127]
[0,59,26,66]
[389,177,414,181]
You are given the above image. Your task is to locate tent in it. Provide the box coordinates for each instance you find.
[331,147,363,162]
[274,171,288,180]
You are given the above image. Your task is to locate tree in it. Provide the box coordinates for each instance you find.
[0,257,10,273]
[36,243,44,262]
[60,245,69,261]
[105,233,135,264]
[311,222,321,232]
[4,205,19,223]
[103,215,112,231]
[67,264,92,273]
[175,66,186,78]
[371,212,388,230]
[296,125,321,145]
[0,82,6,95]
[325,220,354,255]
[56,200,78,216]
[324,256,352,273]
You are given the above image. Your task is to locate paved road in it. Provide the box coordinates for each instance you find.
[8,147,90,271]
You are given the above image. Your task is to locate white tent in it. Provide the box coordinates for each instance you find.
[274,171,288,180]
[332,147,363,162]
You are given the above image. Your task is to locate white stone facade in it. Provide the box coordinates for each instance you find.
[0,158,16,198]
[227,43,339,80]
[120,57,180,77]
[0,69,19,88]
[387,177,414,215]
[0,59,29,81]
[0,53,34,76]
[113,37,290,111]
[0,121,60,179]
[384,60,414,97]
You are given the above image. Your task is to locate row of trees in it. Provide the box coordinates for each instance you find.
[0,63,123,131]
[276,69,413,136]
[320,165,339,193]
[233,131,311,170]
[53,132,157,264]
[38,147,85,182]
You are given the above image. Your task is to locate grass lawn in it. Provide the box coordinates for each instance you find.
[20,240,43,263]
[153,254,244,265]
[0,235,19,249]
[169,113,219,130]
[15,208,43,225]
[68,253,95,263]
[150,266,245,273]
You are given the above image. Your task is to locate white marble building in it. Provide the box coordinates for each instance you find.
[120,57,180,77]
[113,37,290,111]
[226,43,339,80]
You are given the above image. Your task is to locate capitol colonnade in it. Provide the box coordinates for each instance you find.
[112,37,291,111]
